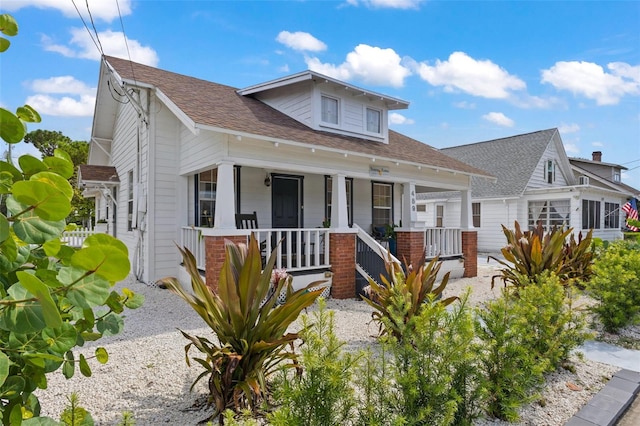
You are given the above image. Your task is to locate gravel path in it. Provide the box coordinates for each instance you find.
[37,263,621,425]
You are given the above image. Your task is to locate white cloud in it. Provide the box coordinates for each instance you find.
[541,61,640,105]
[2,0,132,22]
[278,64,290,73]
[276,31,327,52]
[29,76,94,96]
[416,52,526,99]
[389,112,414,125]
[454,101,476,109]
[482,112,514,127]
[558,123,580,134]
[592,141,604,147]
[305,44,411,88]
[25,94,95,117]
[42,28,159,66]
[348,0,425,9]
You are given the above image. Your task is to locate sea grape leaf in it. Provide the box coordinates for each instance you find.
[0,107,26,143]
[31,172,73,200]
[12,210,66,244]
[17,271,62,329]
[12,180,71,221]
[58,266,111,308]
[42,157,73,180]
[42,322,77,354]
[71,245,130,282]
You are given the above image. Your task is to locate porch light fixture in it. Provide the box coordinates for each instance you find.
[264,174,271,187]
[311,148,316,153]
[274,142,279,148]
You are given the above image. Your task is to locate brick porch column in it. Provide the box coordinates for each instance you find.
[461,231,477,278]
[329,232,356,299]
[204,234,248,292]
[396,231,425,268]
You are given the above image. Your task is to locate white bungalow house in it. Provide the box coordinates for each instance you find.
[79,55,494,298]
[416,128,639,253]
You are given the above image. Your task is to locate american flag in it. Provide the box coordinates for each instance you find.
[622,198,639,231]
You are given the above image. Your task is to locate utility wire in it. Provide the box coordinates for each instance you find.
[84,0,104,56]
[70,0,102,56]
[115,0,137,85]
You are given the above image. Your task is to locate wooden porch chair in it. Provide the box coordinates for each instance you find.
[235,211,259,229]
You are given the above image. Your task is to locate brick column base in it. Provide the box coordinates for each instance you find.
[204,235,248,292]
[329,232,356,299]
[396,231,426,268]
[462,231,478,278]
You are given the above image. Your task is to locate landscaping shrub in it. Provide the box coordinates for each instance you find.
[1,13,141,425]
[587,240,640,332]
[361,252,457,341]
[160,235,326,424]
[475,294,547,422]
[490,221,594,290]
[269,299,359,426]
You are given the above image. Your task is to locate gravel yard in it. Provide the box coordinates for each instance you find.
[37,262,626,425]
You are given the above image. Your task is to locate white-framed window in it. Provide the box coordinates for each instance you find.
[197,169,217,228]
[436,204,444,227]
[614,171,621,182]
[372,182,393,226]
[545,160,556,184]
[321,95,339,125]
[472,202,481,228]
[604,202,620,229]
[528,199,570,231]
[366,107,381,134]
[127,170,134,231]
[325,176,353,226]
[582,199,601,230]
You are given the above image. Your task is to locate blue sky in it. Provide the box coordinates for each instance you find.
[2,0,639,188]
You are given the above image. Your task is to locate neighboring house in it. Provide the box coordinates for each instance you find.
[79,56,493,298]
[417,128,639,253]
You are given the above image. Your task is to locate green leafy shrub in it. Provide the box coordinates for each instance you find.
[353,348,399,426]
[0,13,141,425]
[269,299,359,426]
[382,291,482,426]
[491,221,594,290]
[588,240,640,332]
[511,271,591,371]
[475,294,547,422]
[160,235,325,424]
[361,252,457,340]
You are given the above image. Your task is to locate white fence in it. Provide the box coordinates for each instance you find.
[424,227,463,258]
[61,227,96,247]
[180,227,206,270]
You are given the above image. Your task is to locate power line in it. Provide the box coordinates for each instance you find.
[115,0,137,84]
[84,0,104,56]
[70,0,102,56]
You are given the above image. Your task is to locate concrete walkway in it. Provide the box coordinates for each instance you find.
[564,342,640,425]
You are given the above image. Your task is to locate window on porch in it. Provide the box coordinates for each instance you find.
[528,199,570,231]
[582,199,601,230]
[472,202,481,227]
[436,205,444,227]
[604,202,620,229]
[372,182,393,226]
[194,167,241,227]
[325,176,353,226]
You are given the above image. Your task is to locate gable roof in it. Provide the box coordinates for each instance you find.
[100,55,492,180]
[78,165,119,184]
[570,162,640,197]
[439,128,559,198]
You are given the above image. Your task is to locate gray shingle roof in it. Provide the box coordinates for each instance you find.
[103,56,492,179]
[439,128,558,198]
[78,165,119,183]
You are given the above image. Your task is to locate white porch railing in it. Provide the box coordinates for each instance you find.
[181,227,206,270]
[424,227,463,258]
[180,227,331,273]
[61,227,96,247]
[251,228,331,272]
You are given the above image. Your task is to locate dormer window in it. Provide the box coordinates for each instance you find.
[366,107,381,134]
[546,160,555,184]
[321,95,339,125]
[614,171,621,182]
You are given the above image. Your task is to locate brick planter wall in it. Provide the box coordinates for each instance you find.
[461,231,477,278]
[396,231,426,268]
[329,232,356,299]
[204,235,248,292]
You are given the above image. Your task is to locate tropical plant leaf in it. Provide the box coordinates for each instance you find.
[0,284,46,333]
[95,347,108,364]
[12,211,66,245]
[17,156,47,177]
[17,271,62,329]
[12,180,71,221]
[0,352,9,387]
[41,322,77,354]
[58,267,111,309]
[30,171,73,200]
[0,107,26,143]
[78,354,91,377]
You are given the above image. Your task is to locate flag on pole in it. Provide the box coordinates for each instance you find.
[622,198,639,231]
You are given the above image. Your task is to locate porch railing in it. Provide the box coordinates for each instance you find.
[353,224,400,286]
[251,228,331,272]
[424,227,463,258]
[180,227,331,273]
[61,227,96,247]
[181,227,206,270]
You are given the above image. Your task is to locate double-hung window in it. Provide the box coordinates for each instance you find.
[197,169,217,228]
[366,107,381,134]
[545,160,555,184]
[528,199,570,231]
[372,182,393,226]
[127,170,134,231]
[321,95,339,125]
[472,202,481,227]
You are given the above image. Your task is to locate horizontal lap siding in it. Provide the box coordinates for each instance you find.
[255,84,312,126]
[152,108,180,281]
[179,129,226,175]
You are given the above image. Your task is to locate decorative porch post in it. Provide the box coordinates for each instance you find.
[329,173,357,298]
[460,189,477,277]
[214,161,237,230]
[396,182,425,267]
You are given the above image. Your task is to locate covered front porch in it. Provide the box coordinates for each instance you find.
[177,161,477,298]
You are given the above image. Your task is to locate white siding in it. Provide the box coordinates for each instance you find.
[528,142,569,189]
[179,129,226,175]
[254,84,313,127]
